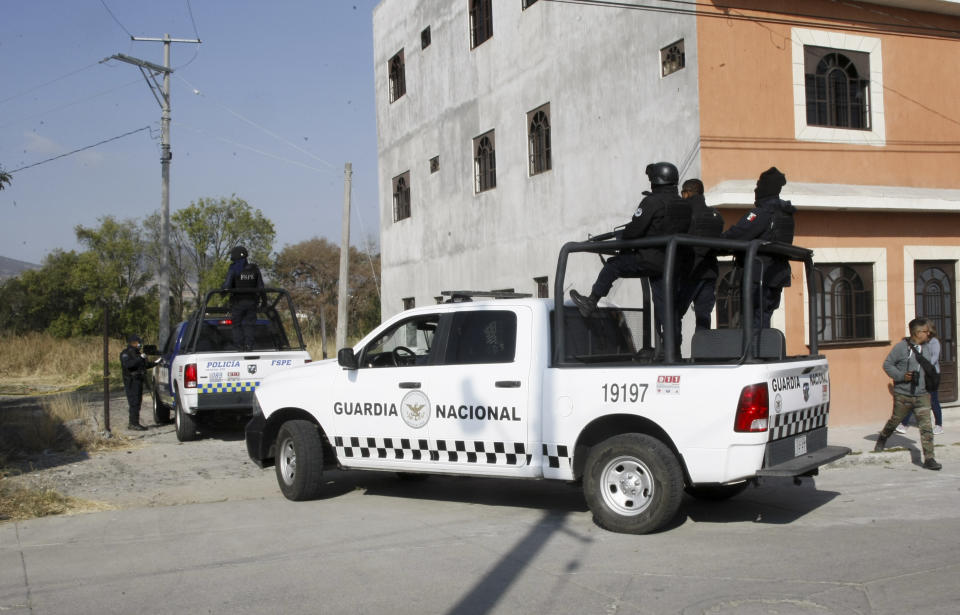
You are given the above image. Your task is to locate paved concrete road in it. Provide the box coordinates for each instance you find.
[3,461,959,615]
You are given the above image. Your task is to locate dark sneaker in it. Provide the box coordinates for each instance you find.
[127,423,148,431]
[569,290,597,318]
[873,436,887,452]
[924,458,942,471]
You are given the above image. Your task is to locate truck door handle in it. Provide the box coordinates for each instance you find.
[496,381,521,388]
[399,382,421,389]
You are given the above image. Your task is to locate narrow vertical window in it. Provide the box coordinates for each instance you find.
[660,40,685,77]
[392,171,411,221]
[421,27,431,49]
[534,276,549,298]
[473,131,496,193]
[527,103,551,176]
[470,0,493,49]
[389,50,406,103]
[429,156,439,173]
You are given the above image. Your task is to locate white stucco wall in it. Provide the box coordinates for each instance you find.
[373,0,701,319]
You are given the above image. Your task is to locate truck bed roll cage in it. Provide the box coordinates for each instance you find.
[553,234,821,366]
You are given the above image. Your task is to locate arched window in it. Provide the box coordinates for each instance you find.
[804,48,870,130]
[474,132,496,193]
[393,172,410,221]
[814,263,874,342]
[528,106,551,176]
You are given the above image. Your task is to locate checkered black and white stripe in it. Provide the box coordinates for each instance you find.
[332,436,530,466]
[542,443,572,470]
[769,403,829,440]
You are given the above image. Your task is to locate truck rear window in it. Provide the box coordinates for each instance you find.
[562,307,643,363]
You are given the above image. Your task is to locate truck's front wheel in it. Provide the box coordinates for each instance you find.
[174,391,198,442]
[583,433,683,534]
[275,420,324,501]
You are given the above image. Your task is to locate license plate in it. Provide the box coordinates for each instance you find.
[794,434,807,456]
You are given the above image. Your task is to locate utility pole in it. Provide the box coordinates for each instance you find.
[336,163,352,350]
[104,33,200,348]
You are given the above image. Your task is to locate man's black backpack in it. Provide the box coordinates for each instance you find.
[907,339,940,393]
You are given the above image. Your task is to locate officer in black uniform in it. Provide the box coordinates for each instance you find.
[676,178,724,335]
[223,245,264,351]
[119,334,157,431]
[570,162,691,337]
[722,167,797,329]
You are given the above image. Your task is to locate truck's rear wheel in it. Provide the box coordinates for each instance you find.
[174,391,198,442]
[152,386,171,425]
[583,433,683,534]
[275,420,324,501]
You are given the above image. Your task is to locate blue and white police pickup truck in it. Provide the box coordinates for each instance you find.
[245,236,849,534]
[147,288,311,442]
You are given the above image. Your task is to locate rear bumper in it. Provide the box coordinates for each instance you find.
[756,444,851,477]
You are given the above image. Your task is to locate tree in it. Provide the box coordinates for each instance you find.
[0,250,96,336]
[272,237,380,354]
[172,195,275,304]
[74,216,156,337]
[0,166,11,190]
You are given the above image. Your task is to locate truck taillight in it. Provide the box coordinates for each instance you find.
[734,383,769,432]
[184,363,197,388]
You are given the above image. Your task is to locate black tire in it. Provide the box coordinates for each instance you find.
[152,386,171,425]
[275,420,325,501]
[684,482,749,501]
[174,389,198,442]
[582,433,684,534]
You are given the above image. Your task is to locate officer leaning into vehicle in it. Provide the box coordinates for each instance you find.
[223,245,264,351]
[569,161,691,343]
[721,166,796,329]
[676,178,724,337]
[119,334,158,431]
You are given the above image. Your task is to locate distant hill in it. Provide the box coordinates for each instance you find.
[0,255,40,280]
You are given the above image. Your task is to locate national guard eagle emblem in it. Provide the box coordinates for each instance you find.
[400,390,431,429]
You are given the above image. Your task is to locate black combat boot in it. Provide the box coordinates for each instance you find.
[873,435,887,452]
[924,458,942,471]
[569,290,598,318]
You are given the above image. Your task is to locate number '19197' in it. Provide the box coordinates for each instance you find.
[602,383,648,403]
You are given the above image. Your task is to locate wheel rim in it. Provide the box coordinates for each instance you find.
[278,436,296,486]
[599,455,655,516]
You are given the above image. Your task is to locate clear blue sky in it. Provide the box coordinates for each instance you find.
[1,0,381,265]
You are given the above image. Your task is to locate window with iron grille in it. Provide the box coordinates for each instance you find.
[804,46,870,130]
[527,104,551,176]
[470,0,493,49]
[429,156,439,173]
[392,171,411,221]
[389,50,406,103]
[534,276,548,298]
[715,262,741,329]
[473,131,496,193]
[813,263,875,343]
[660,40,685,77]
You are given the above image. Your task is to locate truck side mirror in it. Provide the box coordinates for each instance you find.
[143,344,160,356]
[337,348,358,370]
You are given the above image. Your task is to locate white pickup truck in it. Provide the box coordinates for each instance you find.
[245,236,849,533]
[147,288,311,441]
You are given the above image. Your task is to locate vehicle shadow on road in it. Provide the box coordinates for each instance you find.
[678,477,840,527]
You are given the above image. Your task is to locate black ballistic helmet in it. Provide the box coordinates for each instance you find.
[645,162,679,186]
[230,246,248,261]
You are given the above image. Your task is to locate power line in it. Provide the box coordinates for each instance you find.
[0,62,102,106]
[99,0,135,39]
[9,126,151,174]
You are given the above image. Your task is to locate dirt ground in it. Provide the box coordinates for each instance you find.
[1,390,280,510]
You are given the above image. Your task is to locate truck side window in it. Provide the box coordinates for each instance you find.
[361,315,438,368]
[445,311,516,365]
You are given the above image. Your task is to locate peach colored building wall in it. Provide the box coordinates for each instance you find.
[696,0,960,189]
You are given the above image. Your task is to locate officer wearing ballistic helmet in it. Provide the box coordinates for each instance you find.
[223,245,264,351]
[676,178,724,334]
[570,162,691,337]
[722,167,797,329]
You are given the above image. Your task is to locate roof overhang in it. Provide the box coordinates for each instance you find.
[860,0,960,17]
[708,180,960,213]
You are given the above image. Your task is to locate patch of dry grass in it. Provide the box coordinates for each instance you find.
[0,481,111,522]
[0,332,123,394]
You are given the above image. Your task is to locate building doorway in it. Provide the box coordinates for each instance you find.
[914,261,957,403]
